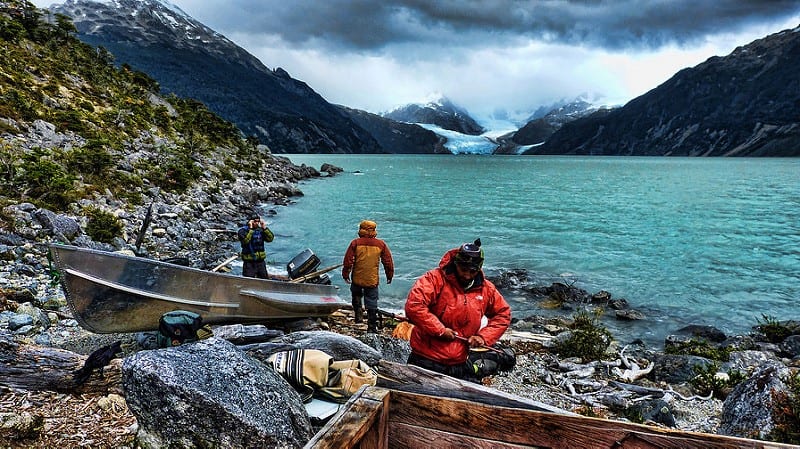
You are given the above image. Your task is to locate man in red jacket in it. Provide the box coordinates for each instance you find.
[404,239,511,382]
[342,220,394,332]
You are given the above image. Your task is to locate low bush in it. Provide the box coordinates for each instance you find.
[756,314,795,344]
[665,338,731,361]
[84,207,123,243]
[689,363,746,399]
[553,308,612,362]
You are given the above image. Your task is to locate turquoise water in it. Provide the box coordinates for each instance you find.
[263,155,800,347]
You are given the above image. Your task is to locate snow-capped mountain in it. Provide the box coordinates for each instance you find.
[52,0,266,73]
[493,96,615,154]
[383,96,485,136]
[48,0,387,154]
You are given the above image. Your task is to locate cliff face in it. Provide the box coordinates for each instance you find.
[526,26,800,156]
[51,0,383,154]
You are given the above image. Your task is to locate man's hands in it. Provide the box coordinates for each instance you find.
[447,331,486,348]
[467,335,485,348]
[440,328,456,340]
[249,219,265,229]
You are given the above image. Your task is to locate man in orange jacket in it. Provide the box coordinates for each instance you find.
[342,220,394,332]
[404,239,511,382]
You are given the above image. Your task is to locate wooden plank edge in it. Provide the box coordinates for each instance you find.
[303,387,391,449]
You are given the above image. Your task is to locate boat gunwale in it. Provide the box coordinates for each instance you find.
[48,243,341,296]
[63,268,241,308]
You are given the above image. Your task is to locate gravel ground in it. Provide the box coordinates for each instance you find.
[1,312,725,448]
[488,352,723,434]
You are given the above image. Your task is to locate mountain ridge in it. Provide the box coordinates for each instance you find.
[525,26,800,157]
[46,0,800,157]
[383,96,486,136]
[50,0,387,154]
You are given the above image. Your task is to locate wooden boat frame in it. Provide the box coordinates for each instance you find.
[306,385,800,449]
[305,361,800,449]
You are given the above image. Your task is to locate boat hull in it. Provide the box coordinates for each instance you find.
[49,244,346,333]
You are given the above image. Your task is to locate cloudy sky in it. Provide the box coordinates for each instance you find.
[36,0,800,121]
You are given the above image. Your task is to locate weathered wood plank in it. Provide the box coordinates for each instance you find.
[386,390,799,449]
[389,422,541,449]
[376,360,570,414]
[358,387,390,449]
[0,334,122,395]
[303,387,390,449]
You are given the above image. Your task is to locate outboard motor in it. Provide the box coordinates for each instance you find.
[286,248,331,284]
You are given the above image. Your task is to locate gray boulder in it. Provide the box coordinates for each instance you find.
[122,338,312,449]
[650,353,714,384]
[272,330,383,365]
[33,208,82,241]
[718,362,789,440]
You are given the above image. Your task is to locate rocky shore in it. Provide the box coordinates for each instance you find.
[2,123,799,447]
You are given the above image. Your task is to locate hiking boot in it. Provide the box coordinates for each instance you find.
[352,297,363,323]
[366,309,378,333]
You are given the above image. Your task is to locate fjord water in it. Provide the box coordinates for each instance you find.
[266,155,799,347]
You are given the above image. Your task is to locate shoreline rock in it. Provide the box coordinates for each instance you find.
[2,124,799,447]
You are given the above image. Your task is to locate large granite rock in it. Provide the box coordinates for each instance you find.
[122,338,312,449]
[718,362,789,440]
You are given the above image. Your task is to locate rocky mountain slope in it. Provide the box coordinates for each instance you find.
[383,97,485,136]
[338,106,451,154]
[495,98,614,154]
[525,26,800,156]
[0,1,325,265]
[49,0,386,154]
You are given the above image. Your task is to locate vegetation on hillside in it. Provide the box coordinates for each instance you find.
[0,0,257,217]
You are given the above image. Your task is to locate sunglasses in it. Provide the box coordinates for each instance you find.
[456,262,480,273]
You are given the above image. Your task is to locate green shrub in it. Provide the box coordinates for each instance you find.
[664,338,731,361]
[105,170,144,204]
[79,100,95,112]
[84,207,123,243]
[756,314,794,343]
[689,363,746,399]
[137,150,202,194]
[1,88,38,121]
[0,15,26,42]
[50,109,88,134]
[553,308,612,362]
[66,139,116,177]
[16,149,77,211]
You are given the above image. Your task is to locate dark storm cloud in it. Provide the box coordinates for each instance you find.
[197,0,800,51]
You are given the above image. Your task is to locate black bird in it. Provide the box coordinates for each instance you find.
[73,340,123,385]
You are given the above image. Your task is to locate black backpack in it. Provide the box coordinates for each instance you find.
[157,310,205,348]
[469,343,516,377]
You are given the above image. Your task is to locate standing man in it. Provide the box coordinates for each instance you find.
[342,220,394,333]
[404,239,511,382]
[238,213,274,279]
